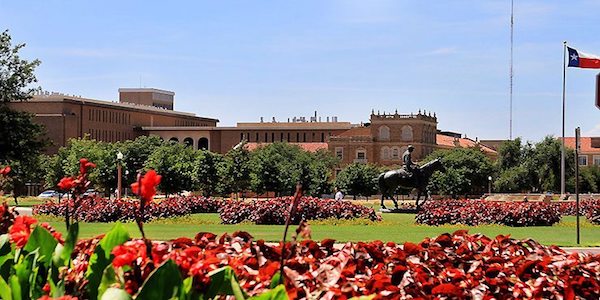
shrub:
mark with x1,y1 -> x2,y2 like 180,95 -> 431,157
220,196 -> 380,224
33,196 -> 224,222
415,200 -> 561,226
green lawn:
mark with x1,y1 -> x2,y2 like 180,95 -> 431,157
36,213 -> 600,247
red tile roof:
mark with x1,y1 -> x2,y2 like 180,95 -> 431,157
563,137 -> 600,153
244,142 -> 328,152
436,134 -> 497,154
335,126 -> 371,137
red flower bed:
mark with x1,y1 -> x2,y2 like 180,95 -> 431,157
219,196 -> 380,224
60,229 -> 600,299
33,196 -> 224,222
416,200 -> 561,226
2,205 -> 600,299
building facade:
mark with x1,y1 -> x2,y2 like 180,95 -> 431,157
8,89 -> 218,153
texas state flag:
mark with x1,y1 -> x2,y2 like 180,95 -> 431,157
568,47 -> 600,68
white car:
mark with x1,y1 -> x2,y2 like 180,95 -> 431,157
38,190 -> 59,198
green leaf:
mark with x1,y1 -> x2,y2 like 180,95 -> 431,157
59,222 -> 79,266
98,264 -> 118,299
178,277 -> 194,300
9,275 -> 21,300
101,288 -> 132,300
135,259 -> 182,300
0,234 -> 11,257
205,266 -> 246,300
269,271 -> 281,289
23,226 -> 58,267
86,222 -> 130,300
249,285 -> 288,300
0,275 -> 12,300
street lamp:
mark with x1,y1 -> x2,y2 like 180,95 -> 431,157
116,151 -> 123,200
488,176 -> 492,195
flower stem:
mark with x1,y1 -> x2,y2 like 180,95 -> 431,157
279,183 -> 302,285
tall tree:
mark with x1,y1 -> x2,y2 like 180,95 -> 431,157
220,142 -> 252,198
425,147 -> 494,196
334,163 -> 380,200
0,30 -> 40,103
194,150 -> 224,197
145,143 -> 197,195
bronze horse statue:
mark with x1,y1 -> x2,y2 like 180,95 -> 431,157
378,158 -> 444,211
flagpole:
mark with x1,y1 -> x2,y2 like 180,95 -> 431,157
561,41 -> 567,196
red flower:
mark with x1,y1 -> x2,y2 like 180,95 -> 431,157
0,166 -> 11,176
38,296 -> 78,300
432,283 -> 462,296
57,177 -> 76,191
9,215 -> 37,248
79,158 -> 96,175
112,241 -> 147,268
131,170 -> 161,205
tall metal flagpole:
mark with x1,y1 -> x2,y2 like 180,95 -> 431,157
509,0 -> 514,140
561,41 -> 567,196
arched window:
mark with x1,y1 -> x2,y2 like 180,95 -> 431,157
198,137 -> 209,150
169,137 -> 179,143
401,125 -> 413,141
183,137 -> 194,147
381,147 -> 390,160
392,147 -> 401,160
378,126 -> 390,141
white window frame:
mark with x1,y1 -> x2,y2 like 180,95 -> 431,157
335,147 -> 344,160
593,155 -> 600,166
356,148 -> 367,160
578,155 -> 588,166
378,126 -> 390,141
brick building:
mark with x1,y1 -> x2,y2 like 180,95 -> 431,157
564,137 -> 600,167
8,89 -> 218,153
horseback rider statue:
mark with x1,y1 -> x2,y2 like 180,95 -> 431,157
378,145 -> 445,211
402,145 -> 417,176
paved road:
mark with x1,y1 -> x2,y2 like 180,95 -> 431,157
13,207 -> 32,216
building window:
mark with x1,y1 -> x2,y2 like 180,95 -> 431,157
356,148 -> 366,160
579,155 -> 588,166
240,133 -> 244,141
287,133 -> 290,141
391,147 -> 401,160
378,126 -> 390,141
335,147 -> 343,160
303,133 -> 306,142
198,137 -> 209,150
264,132 -> 267,142
280,132 -> 284,141
296,133 -> 300,142
401,125 -> 413,141
255,132 -> 259,142
381,147 -> 390,160
271,132 -> 275,142
594,155 -> 600,166
321,132 -> 325,142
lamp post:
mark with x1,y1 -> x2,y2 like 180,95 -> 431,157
116,151 -> 123,200
488,176 -> 492,195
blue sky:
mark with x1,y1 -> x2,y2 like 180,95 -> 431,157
2,0 -> 600,141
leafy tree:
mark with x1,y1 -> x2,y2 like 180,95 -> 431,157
308,149 -> 339,196
0,30 -> 46,167
43,153 -> 66,189
494,165 -> 530,193
119,135 -> 164,185
0,30 -> 41,103
526,136 -> 575,193
220,142 -> 252,198
249,143 -> 295,196
576,165 -> 600,193
194,150 -> 225,197
334,163 -> 380,200
425,147 -> 494,196
146,143 -> 197,195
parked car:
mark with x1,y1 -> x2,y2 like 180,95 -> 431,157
38,190 -> 59,198
83,189 -> 99,197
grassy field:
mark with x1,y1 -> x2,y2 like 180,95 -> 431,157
36,213 -> 600,247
